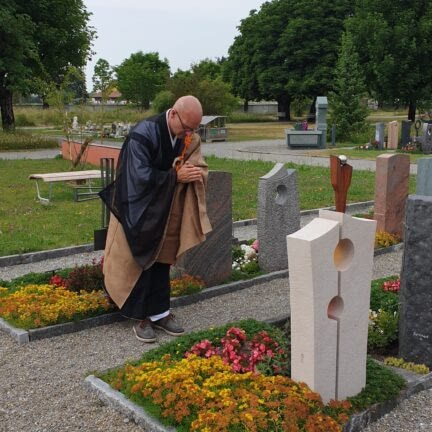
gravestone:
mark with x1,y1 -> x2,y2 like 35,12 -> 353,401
175,171 -> 232,287
375,123 -> 385,150
287,210 -> 376,403
373,153 -> 410,237
315,96 -> 328,148
401,120 -> 412,147
387,121 -> 399,149
414,123 -> 432,154
399,195 -> 432,368
257,163 -> 300,272
72,116 -> 79,130
416,158 -> 432,196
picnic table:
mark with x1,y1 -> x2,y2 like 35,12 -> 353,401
29,170 -> 102,204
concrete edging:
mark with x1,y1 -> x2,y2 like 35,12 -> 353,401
0,270 -> 288,344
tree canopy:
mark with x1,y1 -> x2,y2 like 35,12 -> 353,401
347,0 -> 432,120
0,0 -> 95,130
115,51 -> 170,110
225,0 -> 353,119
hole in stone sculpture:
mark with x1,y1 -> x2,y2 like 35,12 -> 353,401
333,238 -> 354,271
327,296 -> 344,320
274,185 -> 288,205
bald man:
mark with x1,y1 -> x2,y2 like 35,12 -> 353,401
99,95 -> 211,342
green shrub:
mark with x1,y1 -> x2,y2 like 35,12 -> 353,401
368,309 -> 399,351
65,261 -> 104,293
370,276 -> 400,315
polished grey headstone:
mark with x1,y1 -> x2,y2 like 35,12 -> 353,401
257,163 -> 300,272
175,171 -> 232,287
416,158 -> 432,196
399,195 -> 432,367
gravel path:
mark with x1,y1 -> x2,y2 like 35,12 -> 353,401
0,249 -> 414,432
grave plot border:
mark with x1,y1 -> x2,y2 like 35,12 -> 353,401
84,346 -> 432,432
0,270 -> 288,344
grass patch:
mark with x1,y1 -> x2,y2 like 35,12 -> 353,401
0,131 -> 59,151
0,158 -> 416,255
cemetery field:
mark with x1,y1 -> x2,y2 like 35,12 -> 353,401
0,157 -> 416,256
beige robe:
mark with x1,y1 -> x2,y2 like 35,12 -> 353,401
103,134 -> 212,308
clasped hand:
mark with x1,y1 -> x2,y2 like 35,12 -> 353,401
176,161 -> 203,183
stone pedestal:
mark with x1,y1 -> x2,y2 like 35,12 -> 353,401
399,195 -> 432,367
287,211 -> 376,403
175,171 -> 232,287
373,154 -> 410,237
257,163 -> 300,271
387,121 -> 399,149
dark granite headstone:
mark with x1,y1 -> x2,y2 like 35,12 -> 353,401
257,163 -> 300,271
175,171 -> 232,287
401,120 -> 412,148
399,195 -> 432,367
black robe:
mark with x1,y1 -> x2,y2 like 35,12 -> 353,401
99,112 -> 183,318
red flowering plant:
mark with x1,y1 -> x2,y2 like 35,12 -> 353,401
382,278 -> 400,293
49,274 -> 67,287
185,326 -> 289,375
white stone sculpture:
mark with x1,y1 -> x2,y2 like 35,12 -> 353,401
286,210 -> 376,403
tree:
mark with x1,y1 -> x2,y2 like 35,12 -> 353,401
92,58 -> 114,99
347,0 -> 432,121
225,0 -> 353,120
115,52 -> 170,110
329,31 -> 369,139
167,69 -> 238,115
0,0 -> 95,130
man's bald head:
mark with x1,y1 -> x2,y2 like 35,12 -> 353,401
168,95 -> 203,137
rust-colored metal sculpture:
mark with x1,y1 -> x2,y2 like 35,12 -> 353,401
330,155 -> 352,213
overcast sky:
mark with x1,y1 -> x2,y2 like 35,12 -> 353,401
83,0 -> 267,90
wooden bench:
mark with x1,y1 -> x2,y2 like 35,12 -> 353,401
29,170 -> 102,204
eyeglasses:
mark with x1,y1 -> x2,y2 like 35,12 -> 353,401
175,110 -> 198,133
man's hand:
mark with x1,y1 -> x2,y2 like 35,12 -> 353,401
176,161 -> 203,183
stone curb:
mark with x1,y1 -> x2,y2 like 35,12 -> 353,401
0,270 -> 288,344
0,244 -> 94,268
84,352 -> 432,432
0,201 -> 375,268
344,367 -> 432,432
0,312 -> 125,345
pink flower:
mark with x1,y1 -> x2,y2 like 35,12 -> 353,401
251,239 -> 259,252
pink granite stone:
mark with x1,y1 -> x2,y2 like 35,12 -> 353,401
387,121 -> 399,149
374,154 -> 410,237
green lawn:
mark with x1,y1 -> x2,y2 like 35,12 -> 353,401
0,157 -> 416,256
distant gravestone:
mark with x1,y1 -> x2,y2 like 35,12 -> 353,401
315,96 -> 328,148
175,171 -> 232,287
415,123 -> 432,154
399,195 -> 432,368
72,116 -> 79,130
416,158 -> 432,196
387,121 -> 399,149
373,154 -> 410,238
401,120 -> 412,147
257,163 -> 300,271
375,123 -> 385,150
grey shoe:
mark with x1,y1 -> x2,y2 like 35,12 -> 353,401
153,313 -> 185,336
133,319 -> 156,343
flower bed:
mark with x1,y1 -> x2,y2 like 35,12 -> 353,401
95,319 -> 406,432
